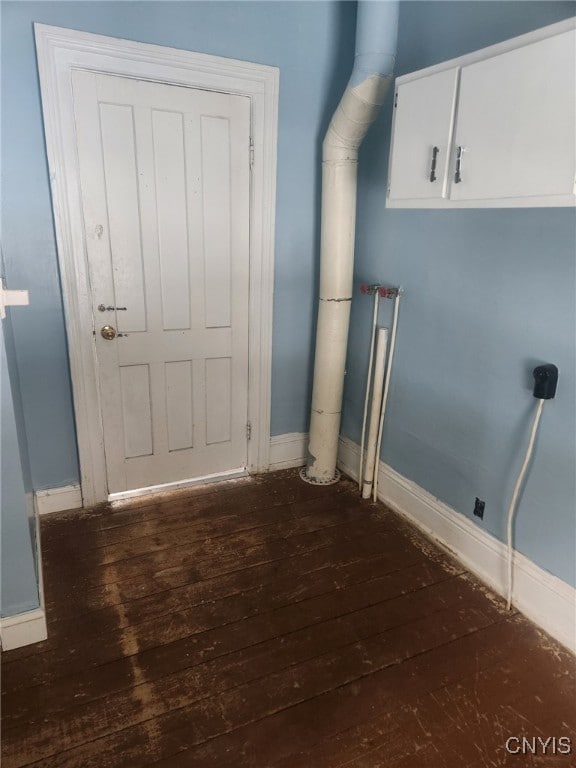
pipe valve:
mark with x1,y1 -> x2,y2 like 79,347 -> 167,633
360,283 -> 381,295
378,286 -> 400,299
359,283 -> 400,299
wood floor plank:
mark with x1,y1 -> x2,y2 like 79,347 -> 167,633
336,674 -> 575,768
41,471 -> 348,547
2,574 -> 495,763
40,503 -> 443,621
37,499 -> 401,624
269,621 -> 576,768
34,475 -> 260,547
41,503 -> 437,627
41,494 -> 364,588
2,549 -> 454,699
41,483 -> 354,564
74,500 -> 383,568
43,517 -> 386,621
2,513 -> 423,672
2,541 -> 434,722
5,601 -> 500,768
146,616 -> 567,768
2,470 -> 572,768
45,529 -> 424,639
9,514 -> 380,663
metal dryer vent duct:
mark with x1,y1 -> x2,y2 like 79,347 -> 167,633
303,0 -> 399,484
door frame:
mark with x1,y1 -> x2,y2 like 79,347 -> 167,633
35,24 -> 279,506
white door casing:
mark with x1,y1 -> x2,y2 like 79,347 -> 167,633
73,71 -> 251,493
35,25 -> 279,505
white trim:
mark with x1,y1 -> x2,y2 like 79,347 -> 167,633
337,436 -> 576,653
35,484 -> 83,515
0,504 -> 48,651
0,608 -> 48,652
34,24 -> 278,505
269,432 -> 308,470
108,467 -> 249,501
386,194 -> 575,210
33,493 -> 46,619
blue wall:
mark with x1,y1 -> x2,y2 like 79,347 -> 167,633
1,313 -> 39,617
0,0 -> 356,489
2,0 -> 575,592
343,1 -> 576,587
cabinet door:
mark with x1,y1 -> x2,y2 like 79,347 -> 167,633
451,30 -> 576,201
388,68 -> 459,201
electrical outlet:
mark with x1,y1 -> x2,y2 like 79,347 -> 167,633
474,498 -> 485,519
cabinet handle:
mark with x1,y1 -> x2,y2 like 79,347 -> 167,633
429,146 -> 439,182
454,145 -> 464,184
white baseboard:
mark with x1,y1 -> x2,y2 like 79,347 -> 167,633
337,435 -> 576,654
269,432 -> 307,470
0,608 -> 47,651
1,499 -> 49,651
35,484 -> 82,515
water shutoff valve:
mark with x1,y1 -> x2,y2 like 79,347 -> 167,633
532,364 -> 558,400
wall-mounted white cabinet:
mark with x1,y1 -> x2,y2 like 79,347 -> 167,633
387,18 -> 576,208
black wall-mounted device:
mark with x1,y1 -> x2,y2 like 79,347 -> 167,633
532,364 -> 558,400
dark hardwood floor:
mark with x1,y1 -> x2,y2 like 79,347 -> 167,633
2,469 -> 574,767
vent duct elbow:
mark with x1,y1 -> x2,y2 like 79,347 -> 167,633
304,1 -> 399,484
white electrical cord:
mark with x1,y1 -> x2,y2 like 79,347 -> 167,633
373,292 -> 401,502
505,398 -> 545,610
359,290 -> 380,491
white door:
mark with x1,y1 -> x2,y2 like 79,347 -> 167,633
451,30 -> 576,201
388,68 -> 459,201
71,70 -> 251,494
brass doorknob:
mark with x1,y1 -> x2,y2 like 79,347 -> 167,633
100,325 -> 117,340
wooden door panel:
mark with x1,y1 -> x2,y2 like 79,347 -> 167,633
119,364 -> 153,458
205,357 -> 232,445
201,115 -> 233,329
152,109 -> 191,331
99,102 -> 147,333
165,361 -> 195,452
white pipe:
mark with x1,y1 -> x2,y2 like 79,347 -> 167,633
505,398 -> 545,610
359,290 -> 380,490
373,292 -> 400,502
304,1 -> 399,484
362,328 -> 388,499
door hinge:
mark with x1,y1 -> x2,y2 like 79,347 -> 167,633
249,137 -> 255,168
394,92 -> 398,108
246,421 -> 252,441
